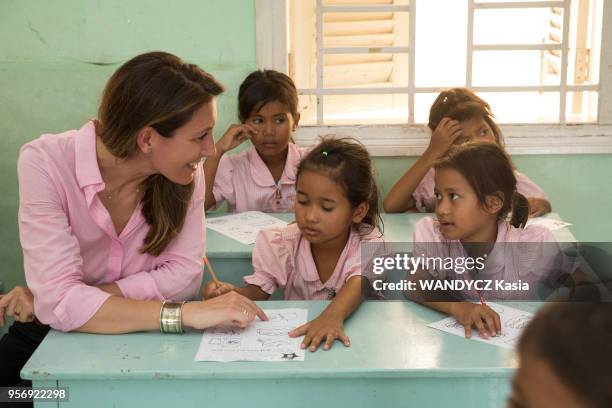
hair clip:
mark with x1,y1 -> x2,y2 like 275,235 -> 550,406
442,96 -> 448,104
322,151 -> 328,156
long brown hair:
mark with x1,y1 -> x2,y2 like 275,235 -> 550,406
98,51 -> 224,255
429,87 -> 504,147
296,137 -> 383,234
434,141 -> 529,228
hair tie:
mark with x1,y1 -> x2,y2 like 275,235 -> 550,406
322,151 -> 328,156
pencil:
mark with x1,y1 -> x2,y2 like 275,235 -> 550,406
203,256 -> 219,283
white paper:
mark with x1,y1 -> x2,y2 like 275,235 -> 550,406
427,303 -> 534,350
195,308 -> 308,362
206,211 -> 289,245
526,217 -> 572,231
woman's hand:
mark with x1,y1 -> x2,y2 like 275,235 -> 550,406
0,286 -> 35,326
201,280 -> 236,299
425,117 -> 463,159
449,302 -> 501,339
528,197 -> 552,218
182,291 -> 267,330
215,124 -> 258,155
288,312 -> 350,352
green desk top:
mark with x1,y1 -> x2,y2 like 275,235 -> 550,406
205,212 -> 576,258
22,300 -> 539,381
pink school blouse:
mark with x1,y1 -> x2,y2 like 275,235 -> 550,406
212,143 -> 308,212
18,121 -> 205,332
412,217 -> 565,301
412,168 -> 548,212
244,223 -> 385,300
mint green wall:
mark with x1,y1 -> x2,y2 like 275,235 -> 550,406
1,0 -> 611,295
0,0 -> 257,292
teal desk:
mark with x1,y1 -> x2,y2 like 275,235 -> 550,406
205,212 -> 576,287
22,300 -> 539,408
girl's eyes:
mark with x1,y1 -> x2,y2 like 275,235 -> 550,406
322,206 -> 334,212
434,192 -> 460,200
249,117 -> 286,125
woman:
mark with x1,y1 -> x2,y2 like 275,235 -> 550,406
0,51 -> 266,388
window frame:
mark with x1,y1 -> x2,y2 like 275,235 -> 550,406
255,0 -> 612,155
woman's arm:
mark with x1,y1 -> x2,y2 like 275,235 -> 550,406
76,291 -> 267,334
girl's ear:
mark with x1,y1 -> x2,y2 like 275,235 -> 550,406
483,193 -> 503,215
352,202 -> 369,224
292,112 -> 301,130
137,127 -> 155,154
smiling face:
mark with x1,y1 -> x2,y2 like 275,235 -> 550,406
295,169 -> 366,248
434,167 -> 500,243
245,100 -> 299,158
453,116 -> 497,146
148,100 -> 216,185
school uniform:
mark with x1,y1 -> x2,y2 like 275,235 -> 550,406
212,143 -> 309,212
244,223 -> 385,300
412,217 -> 567,301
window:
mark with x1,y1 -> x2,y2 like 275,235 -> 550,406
256,0 -> 612,154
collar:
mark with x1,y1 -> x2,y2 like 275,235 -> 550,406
249,143 -> 300,187
74,121 -> 105,205
299,227 -> 358,283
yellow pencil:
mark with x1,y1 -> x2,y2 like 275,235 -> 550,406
203,256 -> 219,283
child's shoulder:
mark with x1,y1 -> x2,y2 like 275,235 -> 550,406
413,216 -> 442,242
501,221 -> 556,243
256,222 -> 302,248
353,224 -> 385,243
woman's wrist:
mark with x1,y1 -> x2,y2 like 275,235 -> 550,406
180,301 -> 197,330
159,301 -> 187,333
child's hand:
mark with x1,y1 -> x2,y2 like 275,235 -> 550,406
0,286 -> 35,326
288,313 -> 350,352
202,280 -> 237,299
215,124 -> 258,155
449,302 -> 501,339
426,117 -> 463,159
527,197 -> 551,217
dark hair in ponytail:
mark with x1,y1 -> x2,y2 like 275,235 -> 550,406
296,137 -> 382,234
434,141 -> 528,228
98,51 -> 224,255
510,191 -> 529,228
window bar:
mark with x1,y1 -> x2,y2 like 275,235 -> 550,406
466,0 -> 475,88
408,0 -> 416,124
316,0 -> 324,125
321,4 -> 411,13
559,0 -> 571,124
473,1 -> 566,10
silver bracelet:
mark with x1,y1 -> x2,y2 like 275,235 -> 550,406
159,301 -> 186,334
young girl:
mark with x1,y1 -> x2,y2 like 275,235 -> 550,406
204,70 -> 308,212
510,303 -> 612,408
203,137 -> 385,352
407,141 -> 568,339
384,88 -> 551,217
